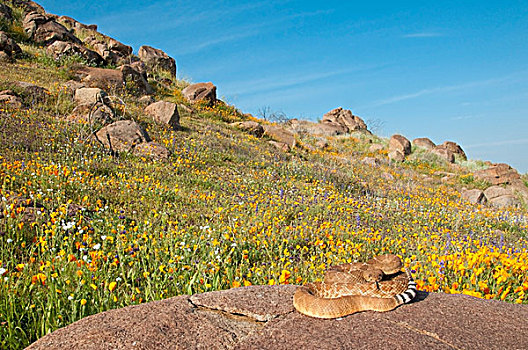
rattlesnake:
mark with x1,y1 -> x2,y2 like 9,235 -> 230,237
293,254 -> 417,319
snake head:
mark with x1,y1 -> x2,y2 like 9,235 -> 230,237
362,268 -> 384,282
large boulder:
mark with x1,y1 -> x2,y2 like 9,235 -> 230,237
94,120 -> 150,153
27,286 -> 528,350
474,163 -> 521,185
321,107 -> 368,133
138,45 -> 176,78
0,31 -> 22,62
46,41 -> 104,65
263,124 -> 296,149
389,134 -> 411,156
144,101 -> 180,130
441,141 -> 466,160
182,82 -> 217,105
23,11 -> 81,45
413,137 -> 435,150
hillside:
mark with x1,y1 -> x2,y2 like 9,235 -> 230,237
1,1 -> 527,348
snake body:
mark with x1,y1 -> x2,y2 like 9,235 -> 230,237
293,254 -> 417,319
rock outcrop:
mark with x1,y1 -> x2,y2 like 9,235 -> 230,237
23,11 -> 81,45
138,45 -> 176,78
474,163 -> 521,185
83,34 -> 132,65
27,285 -> 528,350
321,107 -> 368,134
182,82 -> 217,105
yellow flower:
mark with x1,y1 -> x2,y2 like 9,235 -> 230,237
108,281 -> 117,292
80,299 -> 87,306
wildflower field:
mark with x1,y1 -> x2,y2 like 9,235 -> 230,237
1,59 -> 527,349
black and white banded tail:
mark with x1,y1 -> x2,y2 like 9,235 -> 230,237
394,270 -> 417,305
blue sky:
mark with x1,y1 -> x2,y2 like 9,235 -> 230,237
39,0 -> 528,173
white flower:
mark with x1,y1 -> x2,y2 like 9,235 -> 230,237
116,277 -> 122,281
93,243 -> 101,250
6,239 -> 13,243
68,295 -> 74,300
0,268 -> 6,275
100,235 -> 107,241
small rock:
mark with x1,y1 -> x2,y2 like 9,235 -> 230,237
133,141 -> 170,161
388,150 -> 405,162
362,157 -> 380,166
121,64 -> 153,95
442,141 -> 466,160
94,120 -> 150,153
138,95 -> 155,105
144,101 -> 180,130
484,186 -> 512,200
69,103 -> 114,124
231,121 -> 264,137
389,134 -> 411,156
269,140 -> 290,152
413,137 -> 435,150
431,146 -> 455,163
489,195 -> 520,208
182,82 -> 217,105
74,87 -> 108,106
461,189 -> 486,204
0,93 -> 23,108
263,124 -> 296,148
369,144 -> 384,152
0,31 -> 22,61
76,66 -> 124,91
